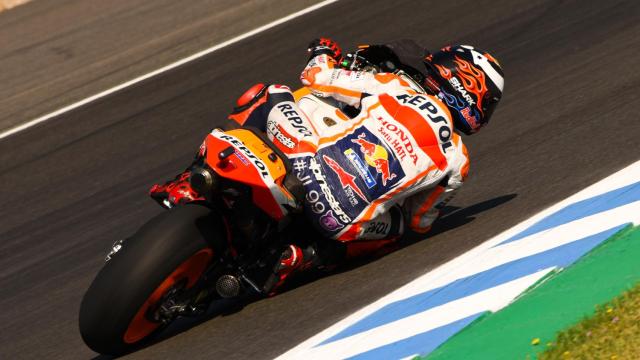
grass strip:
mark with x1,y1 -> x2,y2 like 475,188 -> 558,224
425,224 -> 640,360
540,281 -> 640,359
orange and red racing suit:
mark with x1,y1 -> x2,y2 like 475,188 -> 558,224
261,54 -> 470,256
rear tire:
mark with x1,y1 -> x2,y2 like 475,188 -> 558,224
79,205 -> 224,355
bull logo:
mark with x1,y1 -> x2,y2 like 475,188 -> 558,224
351,133 -> 397,186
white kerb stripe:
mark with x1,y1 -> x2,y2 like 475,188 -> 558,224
278,269 -> 552,359
0,0 -> 340,141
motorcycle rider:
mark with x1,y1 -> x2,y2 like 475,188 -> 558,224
150,38 -> 504,293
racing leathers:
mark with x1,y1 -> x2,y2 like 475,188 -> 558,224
247,53 -> 470,257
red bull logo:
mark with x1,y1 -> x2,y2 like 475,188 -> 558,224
351,133 -> 397,186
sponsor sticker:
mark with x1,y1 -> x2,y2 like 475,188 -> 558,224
308,157 -> 351,223
363,221 -> 390,235
323,154 -> 368,204
448,77 -> 476,105
319,210 -> 344,232
276,103 -> 313,137
267,119 -> 296,149
234,150 -> 250,166
394,94 -> 453,153
350,132 -> 397,186
216,132 -> 270,178
344,148 -> 377,188
376,120 -> 419,165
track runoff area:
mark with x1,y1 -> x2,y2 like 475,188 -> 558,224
278,161 -> 640,359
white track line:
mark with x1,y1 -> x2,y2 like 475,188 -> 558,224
0,0 -> 339,140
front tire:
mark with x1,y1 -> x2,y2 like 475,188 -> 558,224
79,205 -> 224,355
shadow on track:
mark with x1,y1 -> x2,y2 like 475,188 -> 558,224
332,193 -> 518,273
91,297 -> 255,359
430,193 -> 518,237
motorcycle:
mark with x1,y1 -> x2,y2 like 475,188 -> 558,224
79,43 -> 427,355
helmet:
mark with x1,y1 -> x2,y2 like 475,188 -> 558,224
423,45 -> 504,135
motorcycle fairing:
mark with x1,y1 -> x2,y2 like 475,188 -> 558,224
205,128 -> 297,220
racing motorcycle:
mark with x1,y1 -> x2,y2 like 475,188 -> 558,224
79,43 -> 427,355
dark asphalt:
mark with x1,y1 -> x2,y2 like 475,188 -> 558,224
1,0 -> 639,359
0,0 -> 324,133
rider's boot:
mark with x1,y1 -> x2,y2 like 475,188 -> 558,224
264,244 -> 317,296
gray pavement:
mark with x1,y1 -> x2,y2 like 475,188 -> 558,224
0,0 -> 324,134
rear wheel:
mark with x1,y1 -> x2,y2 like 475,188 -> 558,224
79,205 -> 225,355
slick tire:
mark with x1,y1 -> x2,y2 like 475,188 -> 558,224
79,204 -> 223,356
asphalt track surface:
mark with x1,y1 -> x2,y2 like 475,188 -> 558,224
1,0 -> 639,358
0,0 -> 324,133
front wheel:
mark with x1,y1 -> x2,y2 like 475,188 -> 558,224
79,205 -> 224,355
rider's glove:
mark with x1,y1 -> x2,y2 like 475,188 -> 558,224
307,37 -> 342,61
